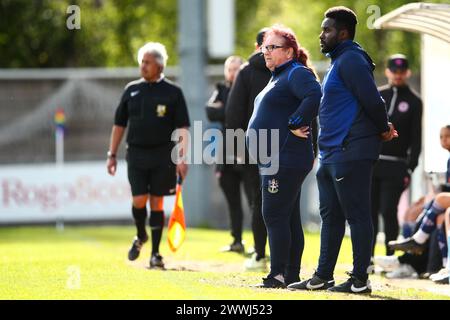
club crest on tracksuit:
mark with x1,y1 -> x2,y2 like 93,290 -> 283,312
267,179 -> 279,194
398,101 -> 409,113
156,104 -> 167,117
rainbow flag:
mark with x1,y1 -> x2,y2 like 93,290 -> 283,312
54,108 -> 65,130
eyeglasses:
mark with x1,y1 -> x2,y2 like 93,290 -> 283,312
261,45 -> 285,53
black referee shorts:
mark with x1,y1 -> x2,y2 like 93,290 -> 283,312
127,162 -> 177,197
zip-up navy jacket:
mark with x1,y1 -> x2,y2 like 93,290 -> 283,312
247,60 -> 321,170
319,40 -> 389,163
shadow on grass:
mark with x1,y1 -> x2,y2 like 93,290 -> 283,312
369,294 -> 400,300
145,265 -> 199,272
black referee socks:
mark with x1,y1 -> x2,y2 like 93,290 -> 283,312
132,206 -> 148,241
150,211 -> 164,254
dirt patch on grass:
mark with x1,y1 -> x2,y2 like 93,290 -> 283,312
374,277 -> 450,298
128,258 -> 450,298
127,258 -> 252,273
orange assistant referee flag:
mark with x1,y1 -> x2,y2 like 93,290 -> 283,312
167,178 -> 186,252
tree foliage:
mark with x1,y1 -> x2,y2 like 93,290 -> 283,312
0,0 -> 448,71
0,0 -> 178,67
235,0 -> 449,73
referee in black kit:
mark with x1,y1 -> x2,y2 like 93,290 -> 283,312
107,42 -> 190,269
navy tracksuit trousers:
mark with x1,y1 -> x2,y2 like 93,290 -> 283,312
316,160 -> 374,282
261,166 -> 309,284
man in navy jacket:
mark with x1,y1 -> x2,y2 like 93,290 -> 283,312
288,6 -> 397,294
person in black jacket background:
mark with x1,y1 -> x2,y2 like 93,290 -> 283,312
206,55 -> 248,254
371,54 -> 423,257
225,28 -> 272,271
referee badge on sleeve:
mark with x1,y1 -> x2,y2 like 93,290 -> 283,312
267,179 -> 279,194
156,104 -> 167,117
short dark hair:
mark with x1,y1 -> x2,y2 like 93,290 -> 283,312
256,27 -> 269,46
325,6 -> 358,40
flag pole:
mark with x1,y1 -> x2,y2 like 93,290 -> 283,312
54,108 -> 65,231
55,127 -> 64,165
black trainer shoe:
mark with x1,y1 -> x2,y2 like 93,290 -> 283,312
149,253 -> 165,269
284,275 -> 300,286
328,272 -> 372,294
287,272 -> 335,291
388,237 -> 426,255
253,274 -> 286,289
128,235 -> 148,261
220,242 -> 245,253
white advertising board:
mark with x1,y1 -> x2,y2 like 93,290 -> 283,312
0,161 -> 175,224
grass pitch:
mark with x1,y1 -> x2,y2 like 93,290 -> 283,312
0,225 -> 448,300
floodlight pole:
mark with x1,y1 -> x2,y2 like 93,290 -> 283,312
177,0 -> 211,226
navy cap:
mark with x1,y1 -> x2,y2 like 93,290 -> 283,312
256,27 -> 269,47
387,54 -> 409,71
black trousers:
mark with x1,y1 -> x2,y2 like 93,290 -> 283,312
371,160 -> 409,256
218,164 -> 267,257
316,160 -> 374,282
260,166 -> 309,283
